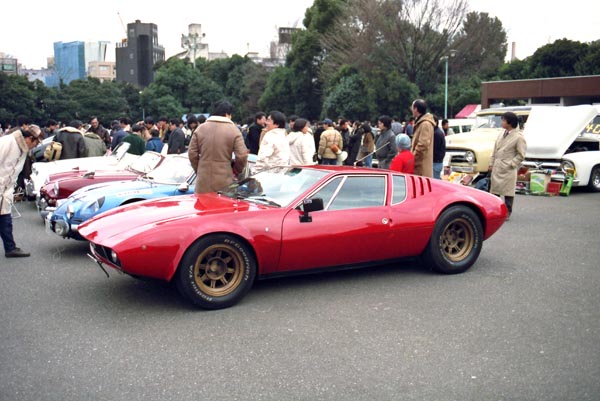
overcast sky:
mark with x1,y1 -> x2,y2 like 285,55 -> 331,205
1,0 -> 598,69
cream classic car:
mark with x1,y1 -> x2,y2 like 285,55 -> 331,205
444,106 -> 533,174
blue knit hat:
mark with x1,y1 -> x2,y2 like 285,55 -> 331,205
395,133 -> 411,150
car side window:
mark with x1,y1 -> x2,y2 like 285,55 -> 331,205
328,176 -> 386,211
392,175 -> 407,204
307,177 -> 343,210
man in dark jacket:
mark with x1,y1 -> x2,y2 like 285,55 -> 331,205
246,112 -> 266,155
87,116 -> 111,147
56,120 -> 87,159
111,117 -> 130,150
167,118 -> 186,154
432,116 -> 446,179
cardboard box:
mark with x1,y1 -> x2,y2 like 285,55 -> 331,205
530,173 -> 550,193
546,181 -> 561,195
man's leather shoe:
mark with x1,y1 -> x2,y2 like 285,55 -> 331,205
5,248 -> 30,258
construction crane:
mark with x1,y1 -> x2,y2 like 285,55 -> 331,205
117,12 -> 127,43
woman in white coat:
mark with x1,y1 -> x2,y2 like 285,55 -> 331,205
288,118 -> 316,166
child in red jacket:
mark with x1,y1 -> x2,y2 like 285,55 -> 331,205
390,134 -> 414,174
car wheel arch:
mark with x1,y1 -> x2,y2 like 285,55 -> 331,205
120,198 -> 146,205
436,201 -> 486,235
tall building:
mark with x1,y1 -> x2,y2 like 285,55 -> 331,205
116,20 -> 165,88
50,41 -> 85,86
47,41 -> 109,87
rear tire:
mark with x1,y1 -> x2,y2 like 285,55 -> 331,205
422,206 -> 483,274
175,234 -> 256,310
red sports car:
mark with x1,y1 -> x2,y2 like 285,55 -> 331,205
79,166 -> 507,310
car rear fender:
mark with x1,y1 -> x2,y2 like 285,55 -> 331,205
438,201 -> 486,232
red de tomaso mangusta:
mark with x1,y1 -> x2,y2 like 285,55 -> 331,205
79,166 -> 507,310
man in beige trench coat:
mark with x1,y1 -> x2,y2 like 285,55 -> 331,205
410,99 -> 436,177
188,100 -> 248,194
489,111 -> 527,219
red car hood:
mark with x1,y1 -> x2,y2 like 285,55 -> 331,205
79,193 -> 260,243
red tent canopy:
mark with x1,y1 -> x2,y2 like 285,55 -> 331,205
455,104 -> 480,118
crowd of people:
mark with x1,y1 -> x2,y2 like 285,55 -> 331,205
1,97 -> 525,257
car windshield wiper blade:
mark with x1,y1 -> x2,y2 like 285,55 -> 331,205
245,196 -> 281,207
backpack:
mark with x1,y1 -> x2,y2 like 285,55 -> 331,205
44,141 -> 62,161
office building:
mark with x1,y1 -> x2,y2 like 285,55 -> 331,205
116,20 -> 165,88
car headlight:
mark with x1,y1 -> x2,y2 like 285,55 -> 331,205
560,160 -> 576,176
80,196 -> 105,218
53,182 -> 59,195
465,151 -> 475,163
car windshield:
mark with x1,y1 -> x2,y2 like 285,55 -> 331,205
111,142 -> 130,160
474,114 -> 503,129
219,167 -> 328,208
145,156 -> 194,184
128,151 -> 163,174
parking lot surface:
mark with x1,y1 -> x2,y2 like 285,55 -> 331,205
1,191 -> 599,401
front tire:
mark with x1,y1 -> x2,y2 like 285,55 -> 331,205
587,166 -> 600,192
422,206 -> 483,274
175,234 -> 256,310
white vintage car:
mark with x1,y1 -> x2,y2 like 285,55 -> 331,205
520,104 -> 600,191
25,142 -> 160,198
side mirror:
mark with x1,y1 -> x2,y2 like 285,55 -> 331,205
177,183 -> 189,192
300,198 -> 324,223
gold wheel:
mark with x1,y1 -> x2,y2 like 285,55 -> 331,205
193,244 -> 245,297
440,217 -> 475,262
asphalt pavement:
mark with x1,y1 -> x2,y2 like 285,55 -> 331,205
1,190 -> 599,401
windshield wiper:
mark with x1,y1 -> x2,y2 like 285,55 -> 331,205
245,196 -> 281,207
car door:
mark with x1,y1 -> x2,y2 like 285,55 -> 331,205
278,174 -> 391,272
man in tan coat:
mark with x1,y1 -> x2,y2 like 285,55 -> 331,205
489,111 -> 526,219
188,100 -> 248,194
410,99 -> 435,177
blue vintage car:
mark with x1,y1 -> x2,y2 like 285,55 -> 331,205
47,155 -> 195,240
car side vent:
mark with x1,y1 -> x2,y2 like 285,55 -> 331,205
409,175 -> 433,198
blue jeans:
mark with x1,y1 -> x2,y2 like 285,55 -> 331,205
433,162 -> 443,179
0,213 -> 16,253
362,154 -> 373,168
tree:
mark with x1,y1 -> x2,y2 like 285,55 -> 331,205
450,12 -> 507,80
497,58 -> 531,81
260,0 -> 347,120
321,0 -> 468,90
0,74 -> 39,124
259,66 -> 296,115
529,39 -> 588,78
575,40 -> 600,76
237,62 -> 269,122
321,67 -> 375,120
